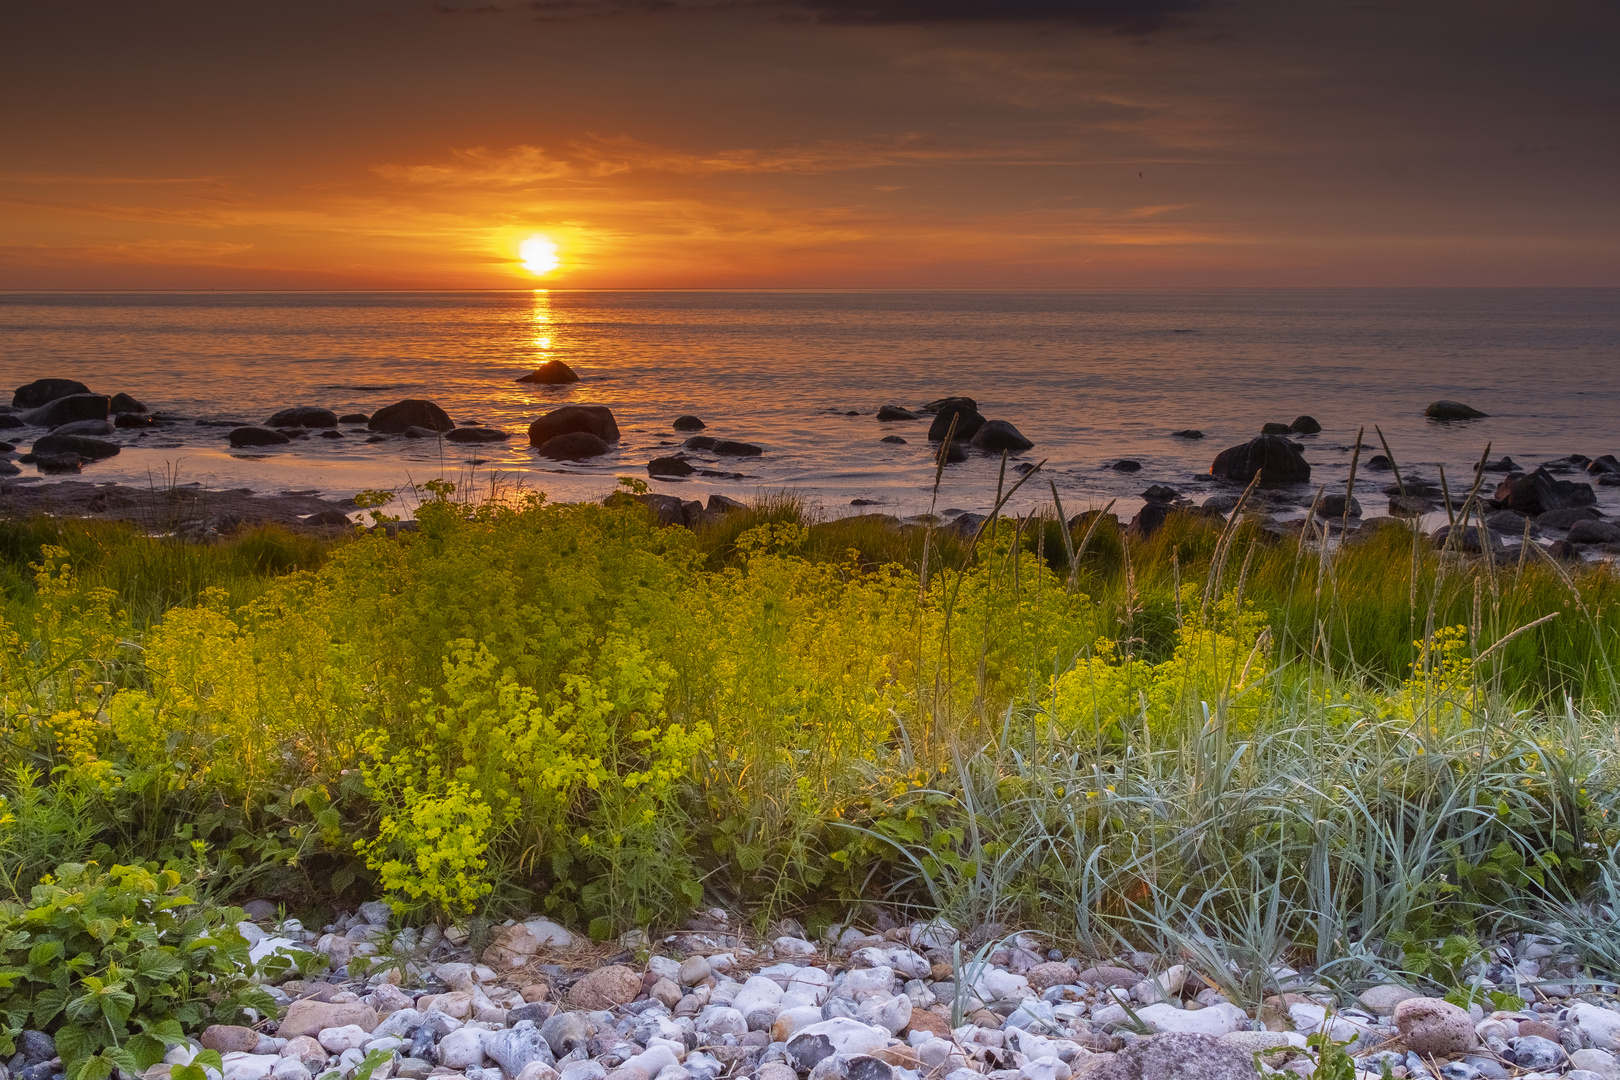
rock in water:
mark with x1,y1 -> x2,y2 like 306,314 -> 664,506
50,419 -> 115,437
969,419 -> 1034,453
536,432 -> 610,460
647,456 -> 695,478
368,399 -> 455,434
712,439 -> 763,457
876,405 -> 917,421
1260,422 -> 1292,435
672,415 -> 706,430
13,379 -> 90,409
926,399 -> 985,443
110,392 -> 146,414
1290,415 -> 1322,434
1087,1032 -> 1258,1080
517,359 -> 580,384
1171,429 -> 1205,439
266,406 -> 339,428
1426,400 -> 1488,420
229,426 -> 293,447
1394,997 -> 1478,1057
528,404 -> 620,447
25,394 -> 112,428
1210,434 -> 1310,484
445,426 -> 511,443
31,434 -> 120,461
1494,467 -> 1596,515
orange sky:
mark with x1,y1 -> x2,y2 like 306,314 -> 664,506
3,0 -> 1617,289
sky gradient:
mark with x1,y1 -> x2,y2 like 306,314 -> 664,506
3,0 -> 1617,289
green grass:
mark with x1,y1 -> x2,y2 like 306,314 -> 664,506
2,483 -> 1619,1003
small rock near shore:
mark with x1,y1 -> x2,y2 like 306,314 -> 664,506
880,435 -> 906,444
528,404 -> 621,447
537,432 -> 611,460
445,426 -> 512,443
1426,400 -> 1488,421
648,456 -> 696,478
517,359 -> 580,384
369,399 -> 455,434
1171,429 -> 1205,439
26,393 -> 112,428
339,413 -> 370,424
266,407 -> 339,429
712,439 -> 763,457
1290,415 -> 1322,434
32,434 -> 120,461
568,965 -> 642,1010
1210,434 -> 1310,484
230,426 -> 293,447
876,405 -> 917,421
969,419 -> 1034,453
926,398 -> 985,443
1394,997 -> 1478,1056
672,415 -> 706,430
109,392 -> 146,414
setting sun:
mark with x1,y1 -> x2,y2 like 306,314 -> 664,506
520,236 -> 560,276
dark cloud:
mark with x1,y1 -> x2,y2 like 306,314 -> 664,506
791,0 -> 1208,31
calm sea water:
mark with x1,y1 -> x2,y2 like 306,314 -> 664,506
1,289 -> 1617,521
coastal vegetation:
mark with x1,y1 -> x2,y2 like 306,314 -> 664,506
2,480 -> 1619,1001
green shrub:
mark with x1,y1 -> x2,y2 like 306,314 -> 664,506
0,862 -> 277,1080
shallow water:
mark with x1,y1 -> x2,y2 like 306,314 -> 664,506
1,289 -> 1617,522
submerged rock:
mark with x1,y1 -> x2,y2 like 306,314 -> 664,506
1426,400 -> 1488,420
31,433 -> 120,461
536,432 -> 610,460
229,426 -> 293,447
266,406 -> 339,428
369,399 -> 455,434
1290,415 -> 1322,434
528,405 -> 620,447
517,359 -> 580,384
673,415 -> 707,431
444,426 -> 511,443
647,456 -> 696,478
876,405 -> 917,421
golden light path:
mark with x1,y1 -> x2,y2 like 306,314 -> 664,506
520,235 -> 560,276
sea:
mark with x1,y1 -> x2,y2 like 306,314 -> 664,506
1,289 -> 1617,523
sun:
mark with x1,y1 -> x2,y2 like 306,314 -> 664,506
519,235 -> 560,276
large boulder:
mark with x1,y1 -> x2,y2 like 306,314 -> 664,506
25,394 -> 111,428
648,456 -> 695,478
926,398 -> 985,443
1210,435 -> 1310,484
527,404 -> 620,447
1086,1032 -> 1258,1080
13,379 -> 90,409
31,434 -> 120,461
368,399 -> 455,434
1494,468 -> 1596,516
266,406 -> 339,429
517,359 -> 579,384
229,426 -> 292,447
969,419 -> 1034,453
536,432 -> 609,460
1426,400 -> 1487,420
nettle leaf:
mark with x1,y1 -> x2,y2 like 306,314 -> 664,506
27,940 -> 64,967
33,985 -> 71,1026
126,1032 -> 167,1069
136,949 -> 185,983
52,1022 -> 99,1068
69,1051 -> 116,1080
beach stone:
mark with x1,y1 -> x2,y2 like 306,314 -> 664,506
1210,434 -> 1310,484
266,407 -> 338,428
1390,494 -> 1437,517
1316,494 -> 1362,518
699,1006 -> 749,1037
203,1026 -> 262,1053
650,978 -> 682,1009
927,399 -> 985,443
539,1011 -> 589,1057
280,1037 -> 327,1070
787,1019 -> 891,1071
439,1027 -> 487,1069
27,393 -> 112,428
711,439 -> 763,456
559,1063 -> 604,1080
757,1065 -> 797,1080
13,378 -> 90,408
1538,506 -> 1602,528
484,1021 -> 557,1076
970,419 -> 1034,453
1026,962 -> 1078,993
316,1025 -> 370,1053
270,1060 -> 312,1080
1112,459 -> 1142,471
1087,1031 -> 1257,1080
1358,985 -> 1419,1017
679,955 -> 712,985
1219,1031 -> 1299,1066
229,426 -> 292,447
1570,1049 -> 1620,1077
1290,416 -> 1322,434
672,415 -> 706,430
109,392 -> 146,413
279,1000 -> 379,1039
220,1053 -> 281,1080
1426,400 -> 1488,420
1510,1036 -> 1566,1070
1570,1005 -> 1620,1051
32,433 -> 119,461
446,426 -> 512,443
528,404 -> 620,446
1261,422 -> 1291,435
569,965 -> 642,1010
339,413 -> 370,423
1076,967 -> 1141,989
537,432 -> 610,460
1569,519 -> 1620,544
33,451 -> 83,472
369,399 -> 455,434
856,994 -> 912,1035
517,360 -> 579,384
877,405 -> 917,421
904,1011 -> 953,1039
845,1056 -> 896,1080
1395,997 -> 1478,1056
1135,1003 -> 1245,1038
647,456 -> 695,478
